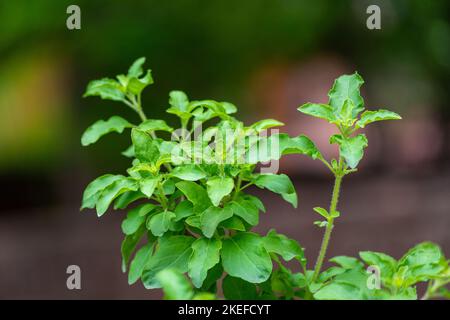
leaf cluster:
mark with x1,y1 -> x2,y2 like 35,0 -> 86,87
81,58 -> 308,295
81,59 -> 448,300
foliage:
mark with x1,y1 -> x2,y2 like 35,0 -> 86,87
81,59 -> 449,300
81,57 -> 305,297
293,72 -> 449,300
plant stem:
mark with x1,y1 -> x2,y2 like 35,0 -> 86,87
232,175 -> 242,200
421,282 -> 433,300
137,108 -> 147,122
239,182 -> 254,191
127,93 -> 148,122
135,94 -> 147,122
312,173 -> 343,282
421,279 -> 449,300
318,156 -> 334,173
156,182 -> 168,210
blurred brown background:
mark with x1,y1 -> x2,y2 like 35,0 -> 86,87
0,0 -> 449,299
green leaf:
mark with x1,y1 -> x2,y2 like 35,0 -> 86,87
121,204 -> 156,235
83,78 -> 125,101
169,90 -> 189,112
271,268 -> 301,298
201,263 -> 223,292
356,109 -> 402,128
330,210 -> 340,218
313,207 -> 329,219
206,176 -> 234,206
256,133 -> 321,163
168,218 -> 184,232
192,293 -> 216,300
176,181 -> 212,213
219,216 -> 246,231
174,200 -> 194,221
221,232 -> 272,283
402,245 -> 444,271
201,206 -> 233,238
314,220 -> 328,228
127,162 -> 153,177
222,275 -> 257,300
250,119 -> 284,132
139,177 -> 158,198
337,99 -> 357,125
359,251 -> 397,279
128,242 -> 154,285
185,215 -> 201,229
318,266 -> 347,283
188,238 -> 222,288
297,103 -> 336,123
263,229 -> 305,262
176,141 -> 214,164
330,134 -> 368,169
253,173 -> 297,208
189,100 -> 227,119
171,165 -> 207,181
374,287 -> 417,300
221,102 -> 237,114
281,134 -> 322,159
314,282 -> 361,300
81,174 -> 124,210
148,211 -> 176,237
330,256 -> 364,269
242,194 -> 266,213
167,91 -> 192,125
191,107 -> 216,123
127,70 -> 153,95
397,242 -> 444,283
114,191 -> 145,209
156,269 -> 194,300
328,72 -> 365,118
116,74 -> 128,87
230,198 -> 259,226
81,116 -> 132,146
138,119 -> 173,133
96,177 -> 139,216
327,268 -> 372,299
120,225 -> 146,272
127,57 -> 146,78
131,128 -> 160,164
162,178 -> 176,195
142,235 -> 195,289
121,145 -> 135,158
255,134 -> 322,163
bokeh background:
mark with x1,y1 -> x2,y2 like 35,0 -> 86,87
0,0 -> 449,299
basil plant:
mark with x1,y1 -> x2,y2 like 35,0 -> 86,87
81,57 -> 311,299
81,58 -> 449,300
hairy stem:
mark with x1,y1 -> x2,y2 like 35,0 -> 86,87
312,173 -> 343,282
318,156 -> 334,173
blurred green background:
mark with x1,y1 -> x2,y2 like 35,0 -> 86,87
0,0 -> 449,299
